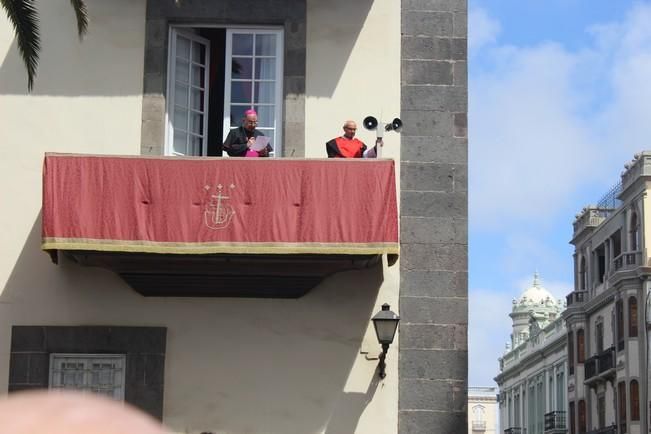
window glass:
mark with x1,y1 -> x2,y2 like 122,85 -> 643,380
232,33 -> 253,55
254,105 -> 274,128
230,105 -> 248,128
255,58 -> 276,80
176,58 -> 190,84
231,81 -> 252,104
174,129 -> 188,154
191,64 -> 205,88
174,108 -> 189,132
176,36 -> 190,59
618,381 -> 627,434
50,354 -> 125,400
175,83 -> 189,108
254,82 -> 275,104
232,57 -> 253,80
191,41 -> 205,64
190,88 -> 203,111
255,34 -> 276,56
191,113 -> 203,135
629,297 -> 638,337
631,380 -> 640,421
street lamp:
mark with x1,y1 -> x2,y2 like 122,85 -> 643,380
371,303 -> 400,378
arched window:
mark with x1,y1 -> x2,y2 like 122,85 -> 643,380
618,381 -> 627,434
631,380 -> 640,421
629,297 -> 638,338
616,300 -> 624,351
568,331 -> 575,375
577,329 -> 585,363
630,211 -> 639,251
595,319 -> 604,353
472,404 -> 485,421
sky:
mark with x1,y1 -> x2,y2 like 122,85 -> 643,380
468,0 -> 651,387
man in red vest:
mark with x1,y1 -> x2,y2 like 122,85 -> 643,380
326,120 -> 381,158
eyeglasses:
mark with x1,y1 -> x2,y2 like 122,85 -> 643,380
344,127 -> 357,131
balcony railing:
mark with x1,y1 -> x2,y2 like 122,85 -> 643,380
573,207 -> 613,237
472,421 -> 487,431
566,290 -> 588,306
612,251 -> 641,273
587,425 -> 617,434
598,347 -> 615,373
505,428 -> 523,434
585,347 -> 616,385
585,355 -> 598,380
544,411 -> 566,430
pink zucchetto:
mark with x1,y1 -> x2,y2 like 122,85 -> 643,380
244,109 -> 257,116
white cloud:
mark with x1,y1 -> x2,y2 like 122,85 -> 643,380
470,3 -> 651,231
500,232 -> 573,279
469,7 -> 501,56
469,288 -> 515,386
470,275 -> 572,386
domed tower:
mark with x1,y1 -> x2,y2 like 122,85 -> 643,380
509,272 -> 564,348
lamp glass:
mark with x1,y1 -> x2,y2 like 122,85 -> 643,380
374,319 -> 399,345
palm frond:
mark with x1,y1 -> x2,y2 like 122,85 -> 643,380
69,0 -> 87,37
1,0 -> 40,90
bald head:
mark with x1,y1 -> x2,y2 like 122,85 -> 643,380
0,391 -> 169,434
342,120 -> 357,139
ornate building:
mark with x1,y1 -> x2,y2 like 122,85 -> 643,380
564,152 -> 651,434
496,274 -> 568,434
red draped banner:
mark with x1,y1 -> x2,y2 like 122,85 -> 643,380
42,154 -> 399,257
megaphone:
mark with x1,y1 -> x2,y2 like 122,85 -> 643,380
363,116 -> 378,131
385,118 -> 402,133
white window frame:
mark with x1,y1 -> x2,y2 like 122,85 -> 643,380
165,28 -> 211,156
49,353 -> 126,400
223,28 -> 284,157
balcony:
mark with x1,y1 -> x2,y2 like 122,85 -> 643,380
544,411 -> 566,433
505,428 -> 523,434
587,425 -> 616,434
566,290 -> 588,306
472,421 -> 487,431
611,251 -> 641,273
41,154 -> 399,297
584,347 -> 616,386
572,207 -> 613,240
598,347 -> 616,375
585,355 -> 598,380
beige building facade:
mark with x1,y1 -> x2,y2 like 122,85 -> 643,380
468,386 -> 498,434
0,1 -> 468,433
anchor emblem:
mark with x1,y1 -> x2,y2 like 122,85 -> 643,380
204,183 -> 236,230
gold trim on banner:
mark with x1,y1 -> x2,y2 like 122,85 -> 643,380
42,237 -> 400,256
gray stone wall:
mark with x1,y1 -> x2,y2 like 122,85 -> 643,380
9,326 -> 167,419
399,0 -> 468,432
141,0 -> 306,157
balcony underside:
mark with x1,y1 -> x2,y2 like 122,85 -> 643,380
584,367 -> 616,387
64,250 -> 382,298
